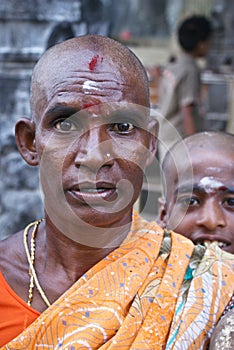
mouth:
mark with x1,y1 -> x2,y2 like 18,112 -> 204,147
215,241 -> 229,249
195,239 -> 231,251
66,182 -> 118,204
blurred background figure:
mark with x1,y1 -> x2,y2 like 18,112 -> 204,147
158,15 -> 212,162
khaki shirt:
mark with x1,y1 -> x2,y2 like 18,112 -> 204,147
158,53 -> 200,160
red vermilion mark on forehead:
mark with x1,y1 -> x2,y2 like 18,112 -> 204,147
89,55 -> 99,71
82,100 -> 102,113
89,55 -> 103,71
218,185 -> 228,191
83,103 -> 94,109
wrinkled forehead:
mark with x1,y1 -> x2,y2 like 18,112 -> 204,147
33,49 -> 119,94
31,46 -> 149,120
33,46 -> 145,92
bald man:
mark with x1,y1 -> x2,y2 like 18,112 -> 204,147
0,36 -> 234,349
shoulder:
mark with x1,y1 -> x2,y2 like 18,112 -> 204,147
175,54 -> 198,76
0,230 -> 25,272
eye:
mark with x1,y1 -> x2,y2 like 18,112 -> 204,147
111,122 -> 134,134
223,197 -> 234,208
54,119 -> 77,132
177,196 -> 200,207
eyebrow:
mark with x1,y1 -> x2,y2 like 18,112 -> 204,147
109,109 -> 148,123
174,184 -> 234,196
45,105 -> 79,117
45,104 -> 147,122
221,187 -> 234,194
174,185 -> 199,196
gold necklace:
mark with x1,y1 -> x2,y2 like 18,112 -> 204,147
23,219 -> 51,307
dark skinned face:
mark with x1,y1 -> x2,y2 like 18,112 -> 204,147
30,47 -> 157,244
163,147 -> 234,254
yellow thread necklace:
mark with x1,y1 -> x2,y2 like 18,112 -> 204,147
23,219 -> 51,307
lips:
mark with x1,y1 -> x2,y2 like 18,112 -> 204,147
66,181 -> 118,204
194,236 -> 231,251
216,241 -> 229,249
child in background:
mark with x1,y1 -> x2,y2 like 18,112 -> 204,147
158,15 -> 212,161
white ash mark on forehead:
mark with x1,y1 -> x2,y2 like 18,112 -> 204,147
199,176 -> 224,193
83,80 -> 100,93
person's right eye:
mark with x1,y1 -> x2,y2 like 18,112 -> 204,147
177,196 -> 200,207
54,119 -> 77,132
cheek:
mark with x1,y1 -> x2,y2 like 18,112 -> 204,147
36,132 -> 74,167
131,163 -> 144,180
117,162 -> 144,208
119,161 -> 144,194
39,147 -> 66,178
37,139 -> 69,192
39,155 -> 63,195
174,219 -> 194,238
167,204 -> 193,233
115,139 -> 150,170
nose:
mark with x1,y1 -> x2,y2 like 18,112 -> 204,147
196,198 -> 226,231
74,126 -> 114,171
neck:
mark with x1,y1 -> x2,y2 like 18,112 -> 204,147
38,213 -> 131,282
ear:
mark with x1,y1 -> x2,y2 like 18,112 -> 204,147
157,196 -> 167,229
15,118 -> 38,166
146,117 -> 158,167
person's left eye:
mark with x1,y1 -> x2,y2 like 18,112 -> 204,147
111,122 -> 135,133
54,119 -> 77,132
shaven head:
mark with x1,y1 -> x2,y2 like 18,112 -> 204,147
160,131 -> 234,253
30,34 -> 150,120
162,131 -> 234,201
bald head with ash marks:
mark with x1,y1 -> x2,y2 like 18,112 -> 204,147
30,34 -> 150,121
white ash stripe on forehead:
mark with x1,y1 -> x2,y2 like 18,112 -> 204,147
199,176 -> 225,193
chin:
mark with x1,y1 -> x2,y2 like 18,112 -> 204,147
75,206 -> 132,228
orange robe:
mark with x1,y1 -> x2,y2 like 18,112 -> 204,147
2,212 -> 234,349
0,271 -> 39,346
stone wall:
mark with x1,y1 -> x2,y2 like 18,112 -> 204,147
0,0 -> 111,239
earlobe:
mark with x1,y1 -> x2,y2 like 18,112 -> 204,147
15,118 -> 38,166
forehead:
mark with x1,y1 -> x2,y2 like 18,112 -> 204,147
190,147 -> 234,176
32,47 -> 148,119
45,48 -> 124,82
166,145 -> 234,196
